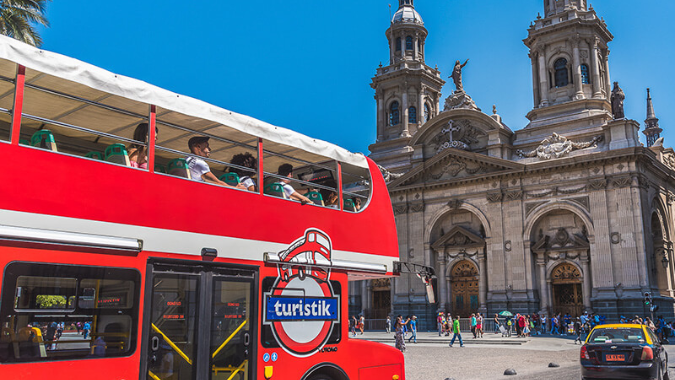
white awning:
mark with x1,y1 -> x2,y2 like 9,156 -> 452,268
0,35 -> 368,169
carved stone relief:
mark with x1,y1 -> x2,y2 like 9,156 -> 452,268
505,190 -> 523,201
410,203 -> 425,213
611,176 -> 632,188
486,192 -> 503,203
428,157 -> 487,180
433,119 -> 486,154
393,204 -> 407,215
516,133 -> 603,160
588,179 -> 607,190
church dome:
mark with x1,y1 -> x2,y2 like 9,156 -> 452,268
392,4 -> 423,25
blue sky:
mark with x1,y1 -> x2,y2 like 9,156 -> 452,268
38,0 -> 675,155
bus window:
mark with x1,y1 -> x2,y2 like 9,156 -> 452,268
0,262 -> 140,363
154,107 -> 260,190
0,59 -> 17,143
17,67 -> 150,166
341,162 -> 371,212
262,140 -> 339,207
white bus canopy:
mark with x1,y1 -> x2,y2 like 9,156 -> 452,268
0,35 -> 368,169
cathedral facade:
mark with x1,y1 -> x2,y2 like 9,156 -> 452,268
350,0 -> 675,330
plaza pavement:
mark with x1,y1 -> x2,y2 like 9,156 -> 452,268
352,330 -> 675,379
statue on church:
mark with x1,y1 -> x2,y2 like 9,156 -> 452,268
611,82 -> 625,119
450,59 -> 469,92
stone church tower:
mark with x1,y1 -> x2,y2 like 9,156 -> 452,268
369,0 -> 445,172
352,0 -> 675,330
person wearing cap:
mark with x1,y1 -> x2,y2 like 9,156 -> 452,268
186,136 -> 245,189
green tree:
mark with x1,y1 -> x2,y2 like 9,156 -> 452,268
36,294 -> 66,308
0,0 -> 50,47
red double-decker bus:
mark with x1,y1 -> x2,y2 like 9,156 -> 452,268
0,34 -> 404,380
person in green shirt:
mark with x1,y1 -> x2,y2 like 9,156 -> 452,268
449,315 -> 464,347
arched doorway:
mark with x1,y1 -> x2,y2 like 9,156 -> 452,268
450,260 -> 479,316
551,263 -> 583,316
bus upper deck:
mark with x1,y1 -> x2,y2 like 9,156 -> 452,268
0,34 -> 398,275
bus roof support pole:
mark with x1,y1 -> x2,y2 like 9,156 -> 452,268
148,105 -> 156,173
258,138 -> 264,195
10,65 -> 25,145
336,161 -> 343,211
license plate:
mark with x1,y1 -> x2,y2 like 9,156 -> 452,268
605,354 -> 625,361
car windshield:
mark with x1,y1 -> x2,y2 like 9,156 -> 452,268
588,327 -> 645,344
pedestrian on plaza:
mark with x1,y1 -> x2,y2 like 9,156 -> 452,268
408,316 -> 418,343
446,313 -> 452,336
449,315 -> 465,347
517,314 -> 526,337
574,317 -> 583,344
394,315 -> 409,352
550,315 -> 559,335
359,315 -> 365,334
350,315 -> 358,336
522,316 -> 530,337
540,314 -> 547,335
386,316 -> 392,334
646,317 -> 656,332
477,313 -> 484,337
437,312 -> 444,336
506,316 -> 513,337
470,313 -> 477,338
494,314 -> 500,334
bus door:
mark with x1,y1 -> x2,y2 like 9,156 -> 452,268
143,260 -> 257,380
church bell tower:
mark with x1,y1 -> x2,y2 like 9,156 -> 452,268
369,0 -> 444,172
523,0 -> 614,133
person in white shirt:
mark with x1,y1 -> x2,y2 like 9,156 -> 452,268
186,136 -> 245,189
276,163 -> 311,204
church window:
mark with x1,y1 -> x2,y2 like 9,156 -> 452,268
409,106 -> 417,123
389,102 -> 400,126
395,37 -> 401,51
580,64 -> 591,84
406,36 -> 413,50
554,58 -> 569,87
424,103 -> 431,123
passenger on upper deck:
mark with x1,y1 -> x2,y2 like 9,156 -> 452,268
228,152 -> 257,192
186,136 -> 245,189
319,180 -> 339,209
128,122 -> 157,169
277,164 -> 311,205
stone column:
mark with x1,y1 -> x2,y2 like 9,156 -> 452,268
437,250 -> 448,311
389,33 -> 395,64
530,52 -> 540,107
361,280 -> 368,315
603,50 -> 611,98
580,252 -> 592,311
537,253 -> 548,313
400,33 -> 405,60
401,84 -> 411,137
478,249 -> 488,312
572,38 -> 584,100
537,48 -> 550,107
418,87 -> 425,125
376,90 -> 384,141
590,38 -> 602,98
413,33 -> 419,60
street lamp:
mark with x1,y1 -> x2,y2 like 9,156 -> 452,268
661,254 -> 669,269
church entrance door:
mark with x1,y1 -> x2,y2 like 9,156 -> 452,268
367,278 -> 391,320
550,263 -> 583,317
450,260 -> 479,317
